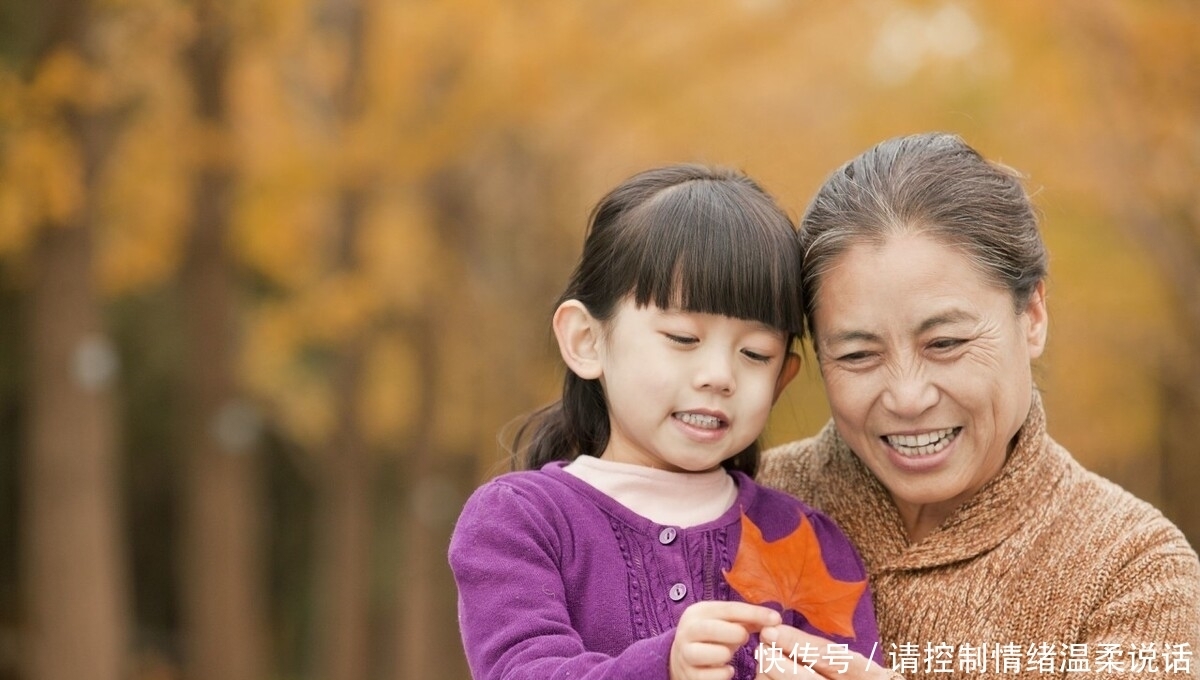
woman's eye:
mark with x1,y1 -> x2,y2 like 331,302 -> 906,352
929,338 -> 966,351
836,351 -> 873,363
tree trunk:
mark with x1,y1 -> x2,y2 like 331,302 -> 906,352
316,448 -> 372,680
179,4 -> 269,679
179,173 -> 268,680
393,311 -> 458,676
314,349 -> 371,680
22,210 -> 128,680
314,192 -> 373,680
21,2 -> 131,674
311,0 -> 375,675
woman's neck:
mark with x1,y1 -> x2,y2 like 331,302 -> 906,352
896,502 -> 954,544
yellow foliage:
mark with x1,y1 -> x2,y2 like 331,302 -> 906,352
299,274 -> 379,346
359,196 -> 438,313
0,67 -> 24,122
360,334 -> 420,451
0,183 -> 35,256
432,321 -> 484,456
29,49 -> 90,111
241,302 -> 335,447
241,303 -> 301,398
231,186 -> 330,290
96,113 -> 192,294
278,377 -> 335,450
4,127 -> 84,228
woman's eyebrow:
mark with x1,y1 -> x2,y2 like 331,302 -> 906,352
916,310 -> 977,334
823,311 -> 977,346
824,329 -> 881,346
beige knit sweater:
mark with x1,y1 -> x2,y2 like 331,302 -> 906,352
760,392 -> 1200,679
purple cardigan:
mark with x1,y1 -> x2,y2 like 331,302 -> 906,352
449,462 -> 881,680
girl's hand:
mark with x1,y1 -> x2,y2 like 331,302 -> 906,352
670,601 -> 782,680
754,625 -> 899,680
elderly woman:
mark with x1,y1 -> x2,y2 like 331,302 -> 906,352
757,133 -> 1200,679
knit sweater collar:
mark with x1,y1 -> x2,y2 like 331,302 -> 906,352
820,390 -> 1068,572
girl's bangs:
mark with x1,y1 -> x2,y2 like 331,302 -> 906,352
621,181 -> 804,336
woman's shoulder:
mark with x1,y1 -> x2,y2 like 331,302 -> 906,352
1049,439 -> 1198,568
759,421 -> 843,500
1039,441 -> 1200,637
1073,458 -> 1189,537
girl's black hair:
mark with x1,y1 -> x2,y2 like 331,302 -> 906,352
512,163 -> 804,477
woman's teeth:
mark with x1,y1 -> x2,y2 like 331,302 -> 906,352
675,413 -> 723,429
886,427 -> 959,457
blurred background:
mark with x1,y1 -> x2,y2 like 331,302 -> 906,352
0,0 -> 1197,679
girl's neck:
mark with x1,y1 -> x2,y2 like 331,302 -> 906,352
563,455 -> 737,528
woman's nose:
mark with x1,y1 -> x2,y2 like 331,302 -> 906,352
881,369 -> 937,418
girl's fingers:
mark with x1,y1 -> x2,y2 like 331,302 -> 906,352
683,617 -> 756,647
678,640 -> 736,667
679,602 -> 782,650
684,600 -> 783,629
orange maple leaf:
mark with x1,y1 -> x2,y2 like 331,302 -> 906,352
723,510 -> 866,639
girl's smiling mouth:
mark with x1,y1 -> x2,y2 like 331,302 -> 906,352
673,411 -> 728,430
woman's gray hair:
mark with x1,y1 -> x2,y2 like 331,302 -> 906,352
799,132 -> 1048,344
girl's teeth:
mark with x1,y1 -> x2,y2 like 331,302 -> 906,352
676,413 -> 722,429
886,427 -> 958,457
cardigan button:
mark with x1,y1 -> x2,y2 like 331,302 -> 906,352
668,583 -> 687,602
658,527 -> 678,545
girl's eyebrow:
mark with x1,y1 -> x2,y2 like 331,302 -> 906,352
654,308 -> 786,336
747,320 -> 786,335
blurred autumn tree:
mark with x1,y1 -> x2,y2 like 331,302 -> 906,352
0,1 -> 1196,680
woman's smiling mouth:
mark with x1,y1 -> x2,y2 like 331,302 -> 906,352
884,427 -> 962,457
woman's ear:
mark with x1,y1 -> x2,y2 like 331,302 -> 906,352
553,300 -> 604,380
1024,280 -> 1049,360
773,352 -> 802,402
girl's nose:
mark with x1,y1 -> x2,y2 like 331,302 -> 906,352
694,353 -> 735,394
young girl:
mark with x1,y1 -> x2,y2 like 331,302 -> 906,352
449,164 -> 881,680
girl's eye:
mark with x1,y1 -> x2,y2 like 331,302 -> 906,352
741,349 -> 773,364
664,333 -> 697,346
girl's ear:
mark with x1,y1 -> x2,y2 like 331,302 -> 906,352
553,300 -> 603,380
773,352 -> 802,402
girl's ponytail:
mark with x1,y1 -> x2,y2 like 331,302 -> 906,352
512,373 -> 608,470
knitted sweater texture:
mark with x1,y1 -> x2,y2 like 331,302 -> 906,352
760,393 -> 1200,679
